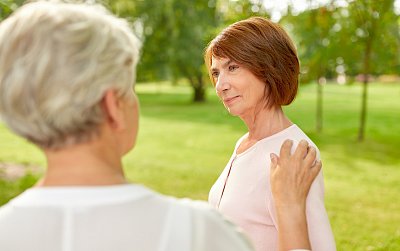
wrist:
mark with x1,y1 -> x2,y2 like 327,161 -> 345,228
275,201 -> 306,212
276,203 -> 310,251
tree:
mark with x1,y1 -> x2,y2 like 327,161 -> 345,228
168,0 -> 218,102
105,0 -> 168,82
342,0 -> 397,141
111,0 -> 218,102
284,0 -> 399,138
283,2 -> 338,132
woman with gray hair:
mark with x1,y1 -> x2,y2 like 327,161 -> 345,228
0,1 -> 320,251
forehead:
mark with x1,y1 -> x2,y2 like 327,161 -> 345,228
211,56 -> 231,68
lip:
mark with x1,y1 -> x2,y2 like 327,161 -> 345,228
223,95 -> 240,105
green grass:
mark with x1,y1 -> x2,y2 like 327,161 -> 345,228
0,82 -> 399,250
0,174 -> 38,205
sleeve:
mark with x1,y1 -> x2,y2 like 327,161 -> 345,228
304,170 -> 337,251
267,141 -> 336,251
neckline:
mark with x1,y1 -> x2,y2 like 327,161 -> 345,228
9,184 -> 154,206
235,124 -> 298,157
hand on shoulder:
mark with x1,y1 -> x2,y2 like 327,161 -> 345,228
270,139 -> 322,207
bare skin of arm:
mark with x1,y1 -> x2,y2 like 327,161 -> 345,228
270,139 -> 322,251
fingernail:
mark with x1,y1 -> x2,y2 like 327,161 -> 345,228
285,139 -> 293,145
270,153 -> 276,160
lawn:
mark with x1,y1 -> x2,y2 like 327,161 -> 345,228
0,82 -> 399,250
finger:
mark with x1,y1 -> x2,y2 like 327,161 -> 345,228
270,153 -> 278,172
310,160 -> 322,180
293,139 -> 309,160
306,160 -> 322,187
279,139 -> 293,159
304,146 -> 317,167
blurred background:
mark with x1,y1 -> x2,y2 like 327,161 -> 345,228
1,0 -> 399,250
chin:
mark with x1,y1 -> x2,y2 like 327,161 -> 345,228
226,108 -> 241,117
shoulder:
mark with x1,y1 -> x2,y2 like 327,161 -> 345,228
289,125 -> 318,146
173,198 -> 255,251
171,198 -> 228,226
257,125 -> 320,158
0,203 -> 11,220
282,125 -> 321,158
234,132 -> 249,149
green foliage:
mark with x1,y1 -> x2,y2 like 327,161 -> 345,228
284,0 -> 399,80
339,0 -> 399,76
218,0 -> 267,24
0,0 -> 17,20
112,0 -> 171,82
283,3 -> 338,83
110,0 -> 220,101
167,0 -> 217,101
283,0 -> 399,139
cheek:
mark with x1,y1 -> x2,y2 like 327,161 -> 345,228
131,100 -> 139,131
243,86 -> 266,107
216,92 -> 225,104
257,89 -> 267,102
128,96 -> 140,143
215,86 -> 222,98
125,111 -> 138,151
253,82 -> 267,99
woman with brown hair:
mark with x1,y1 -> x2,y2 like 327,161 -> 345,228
205,17 -> 336,251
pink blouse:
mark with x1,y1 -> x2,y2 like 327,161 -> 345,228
209,125 -> 336,251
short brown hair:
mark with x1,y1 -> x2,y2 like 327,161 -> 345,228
204,17 -> 299,107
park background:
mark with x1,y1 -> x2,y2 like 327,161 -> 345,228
0,0 -> 399,250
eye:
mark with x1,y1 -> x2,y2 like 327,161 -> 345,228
228,65 -> 239,72
211,70 -> 219,78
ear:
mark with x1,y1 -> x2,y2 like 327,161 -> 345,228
101,90 -> 126,131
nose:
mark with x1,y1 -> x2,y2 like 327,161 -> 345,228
215,73 -> 230,95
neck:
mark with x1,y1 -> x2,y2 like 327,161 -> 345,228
37,139 -> 127,187
240,105 -> 292,141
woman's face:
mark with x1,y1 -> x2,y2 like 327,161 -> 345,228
211,56 -> 267,117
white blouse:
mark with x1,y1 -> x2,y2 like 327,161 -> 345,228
0,184 -> 253,251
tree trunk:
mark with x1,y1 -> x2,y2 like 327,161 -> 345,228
180,66 -> 206,103
187,73 -> 206,103
358,40 -> 372,142
193,85 -> 205,102
358,79 -> 368,142
316,78 -> 324,133
191,74 -> 206,102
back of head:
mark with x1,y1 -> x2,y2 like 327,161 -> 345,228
0,0 -> 140,149
205,17 -> 299,108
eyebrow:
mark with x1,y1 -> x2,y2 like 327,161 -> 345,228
211,59 -> 233,72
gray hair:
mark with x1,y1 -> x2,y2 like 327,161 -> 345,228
0,1 -> 140,149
